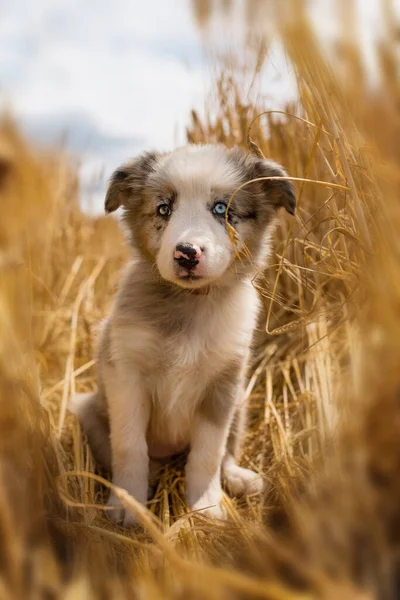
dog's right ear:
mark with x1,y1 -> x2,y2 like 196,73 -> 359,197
104,166 -> 130,214
105,152 -> 159,214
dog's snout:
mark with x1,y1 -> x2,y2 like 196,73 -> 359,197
174,243 -> 202,271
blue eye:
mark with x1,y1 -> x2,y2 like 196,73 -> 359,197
213,202 -> 227,216
157,203 -> 171,217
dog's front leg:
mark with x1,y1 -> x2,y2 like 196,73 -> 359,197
185,366 -> 239,519
104,364 -> 150,527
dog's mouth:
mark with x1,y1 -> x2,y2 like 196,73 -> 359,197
179,273 -> 201,280
175,268 -> 204,282
173,271 -> 211,292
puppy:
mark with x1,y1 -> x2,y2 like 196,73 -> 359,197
70,144 -> 295,526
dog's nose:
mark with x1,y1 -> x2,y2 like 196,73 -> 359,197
174,243 -> 202,260
174,243 -> 202,271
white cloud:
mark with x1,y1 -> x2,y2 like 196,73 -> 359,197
0,0 -> 206,145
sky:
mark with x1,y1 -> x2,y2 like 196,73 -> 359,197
0,0 -> 394,211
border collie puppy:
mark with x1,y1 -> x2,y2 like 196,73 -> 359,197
71,144 -> 295,526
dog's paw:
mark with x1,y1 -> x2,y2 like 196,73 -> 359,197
106,491 -> 125,522
189,487 -> 227,520
68,392 -> 92,419
122,511 -> 139,528
195,501 -> 227,520
223,464 -> 264,497
106,492 -> 138,528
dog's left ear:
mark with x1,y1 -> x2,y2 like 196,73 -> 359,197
252,158 -> 296,216
104,152 -> 159,214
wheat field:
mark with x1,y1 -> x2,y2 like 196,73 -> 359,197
0,3 -> 399,599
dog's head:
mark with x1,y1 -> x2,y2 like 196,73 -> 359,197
105,144 -> 295,290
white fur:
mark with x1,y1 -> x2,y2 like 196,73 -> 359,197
185,418 -> 228,519
154,145 -> 243,195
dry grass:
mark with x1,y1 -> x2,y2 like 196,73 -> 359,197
0,3 -> 400,598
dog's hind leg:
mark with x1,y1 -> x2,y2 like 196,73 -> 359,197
69,391 -> 111,470
222,403 -> 264,497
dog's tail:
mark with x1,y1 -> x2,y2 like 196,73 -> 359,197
68,391 -> 111,470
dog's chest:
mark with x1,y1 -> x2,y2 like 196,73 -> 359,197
148,311 -> 228,451
152,286 -> 258,410
154,316 -> 228,410
145,285 -> 259,455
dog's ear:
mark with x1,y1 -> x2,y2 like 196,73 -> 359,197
105,152 -> 159,214
251,158 -> 296,216
228,148 -> 296,217
104,166 -> 130,214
